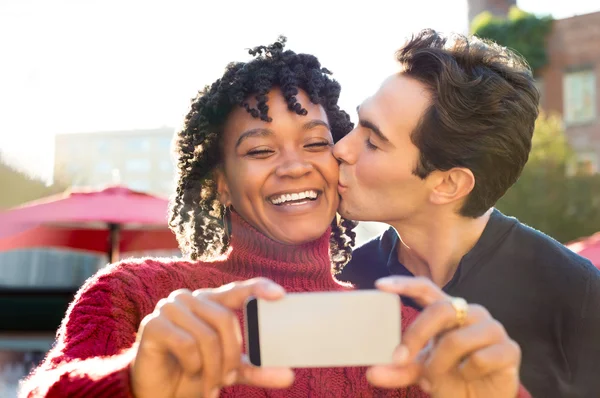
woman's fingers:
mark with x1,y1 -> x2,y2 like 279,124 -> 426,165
236,354 -> 295,388
178,293 -> 242,385
194,277 -> 286,309
157,296 -> 223,397
191,278 -> 287,388
138,309 -> 203,375
138,278 -> 288,395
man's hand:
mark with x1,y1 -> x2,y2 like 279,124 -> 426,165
367,276 -> 522,398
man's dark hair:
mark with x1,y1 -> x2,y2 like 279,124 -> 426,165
397,29 -> 540,217
168,36 -> 357,272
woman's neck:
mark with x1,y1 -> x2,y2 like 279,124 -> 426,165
216,211 -> 345,291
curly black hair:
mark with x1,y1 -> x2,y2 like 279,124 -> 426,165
168,36 -> 357,273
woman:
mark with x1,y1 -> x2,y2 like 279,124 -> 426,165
19,38 -> 428,398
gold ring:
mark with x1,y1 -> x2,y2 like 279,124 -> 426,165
450,297 -> 468,327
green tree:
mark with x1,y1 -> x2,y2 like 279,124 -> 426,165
471,7 -> 553,71
496,113 -> 600,243
0,154 -> 66,209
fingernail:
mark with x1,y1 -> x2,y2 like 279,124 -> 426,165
210,388 -> 220,398
375,277 -> 393,286
266,283 -> 285,295
392,345 -> 409,364
376,277 -> 402,287
420,379 -> 431,393
223,371 -> 237,386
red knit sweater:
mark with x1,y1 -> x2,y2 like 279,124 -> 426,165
19,213 -> 529,398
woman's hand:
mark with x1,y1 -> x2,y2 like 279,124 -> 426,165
130,278 -> 294,398
368,276 -> 522,398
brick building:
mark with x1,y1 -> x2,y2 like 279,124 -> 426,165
468,0 -> 600,173
537,11 -> 600,173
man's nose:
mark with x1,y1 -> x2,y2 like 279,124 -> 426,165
333,130 -> 356,165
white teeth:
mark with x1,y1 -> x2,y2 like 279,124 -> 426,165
270,190 -> 319,205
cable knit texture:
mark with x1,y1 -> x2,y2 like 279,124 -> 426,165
19,212 -> 529,398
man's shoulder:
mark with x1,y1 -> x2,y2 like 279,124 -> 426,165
496,212 -> 598,281
348,227 -> 396,269
338,227 -> 396,287
351,226 -> 397,258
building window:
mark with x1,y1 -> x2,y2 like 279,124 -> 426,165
126,137 -> 151,152
97,140 -> 110,153
576,153 -> 598,175
125,159 -> 151,173
563,69 -> 596,125
157,136 -> 172,150
568,152 -> 599,176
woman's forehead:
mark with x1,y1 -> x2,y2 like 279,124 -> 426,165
224,88 -> 328,134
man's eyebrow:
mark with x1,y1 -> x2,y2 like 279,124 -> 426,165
235,128 -> 273,148
356,105 -> 390,143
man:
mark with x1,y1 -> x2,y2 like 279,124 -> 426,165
335,29 -> 600,398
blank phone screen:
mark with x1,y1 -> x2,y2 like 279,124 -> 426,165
248,290 -> 401,368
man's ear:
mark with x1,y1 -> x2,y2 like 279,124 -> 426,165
428,167 -> 475,206
214,168 -> 232,207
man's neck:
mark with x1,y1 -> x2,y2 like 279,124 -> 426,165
389,208 -> 493,287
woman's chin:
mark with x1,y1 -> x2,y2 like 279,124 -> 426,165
269,223 -> 331,246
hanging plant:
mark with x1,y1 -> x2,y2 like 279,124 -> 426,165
471,7 -> 554,72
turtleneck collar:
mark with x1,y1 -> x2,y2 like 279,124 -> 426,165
219,211 -> 344,291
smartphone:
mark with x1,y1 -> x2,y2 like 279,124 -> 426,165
244,290 -> 400,368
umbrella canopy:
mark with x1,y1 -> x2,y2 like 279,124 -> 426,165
566,232 -> 600,269
0,185 -> 179,262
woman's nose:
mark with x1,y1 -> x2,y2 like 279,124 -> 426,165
275,152 -> 313,178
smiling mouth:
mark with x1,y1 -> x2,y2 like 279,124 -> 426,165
268,190 -> 321,206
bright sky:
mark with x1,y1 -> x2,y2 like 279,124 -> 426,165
0,0 -> 598,181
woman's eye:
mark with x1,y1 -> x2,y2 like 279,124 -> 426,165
365,139 -> 378,150
246,148 -> 274,157
305,141 -> 332,149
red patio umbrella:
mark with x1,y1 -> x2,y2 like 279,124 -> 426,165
0,185 -> 179,262
566,232 -> 600,269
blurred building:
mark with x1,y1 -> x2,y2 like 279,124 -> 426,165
468,1 -> 600,174
54,127 -> 176,196
467,0 -> 516,25
537,11 -> 600,174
